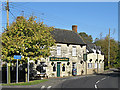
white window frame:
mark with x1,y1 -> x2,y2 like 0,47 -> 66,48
72,46 -> 76,56
57,45 -> 61,55
88,63 -> 92,69
99,63 -> 101,68
95,63 -> 97,68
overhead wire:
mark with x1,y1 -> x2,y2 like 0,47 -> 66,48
10,4 -> 71,28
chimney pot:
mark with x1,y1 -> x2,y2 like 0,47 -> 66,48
72,25 -> 77,32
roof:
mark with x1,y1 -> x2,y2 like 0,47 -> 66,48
50,28 -> 85,45
86,45 -> 94,53
87,43 -> 99,54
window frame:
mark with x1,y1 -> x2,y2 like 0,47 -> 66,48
72,46 -> 77,56
95,63 -> 97,68
88,63 -> 92,69
53,64 -> 56,72
57,45 -> 61,56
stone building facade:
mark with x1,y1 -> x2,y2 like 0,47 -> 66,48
30,25 -> 104,78
86,43 -> 104,74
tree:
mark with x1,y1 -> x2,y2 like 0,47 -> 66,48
79,32 -> 93,43
94,35 -> 118,68
2,16 -> 55,62
2,16 -> 55,82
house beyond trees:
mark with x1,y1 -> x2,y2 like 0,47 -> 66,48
30,25 -> 104,78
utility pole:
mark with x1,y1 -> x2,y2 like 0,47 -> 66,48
6,0 -> 9,28
6,0 -> 11,84
108,28 -> 110,68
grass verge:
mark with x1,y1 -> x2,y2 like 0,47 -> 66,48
1,79 -> 48,86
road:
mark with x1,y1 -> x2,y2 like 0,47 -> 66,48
55,71 -> 120,89
2,69 -> 120,90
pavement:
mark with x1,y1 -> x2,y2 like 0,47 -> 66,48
1,69 -> 118,89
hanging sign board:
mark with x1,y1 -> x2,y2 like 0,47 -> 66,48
50,57 -> 69,61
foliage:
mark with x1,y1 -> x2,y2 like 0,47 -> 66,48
79,32 -> 93,43
2,16 -> 55,62
94,35 -> 119,68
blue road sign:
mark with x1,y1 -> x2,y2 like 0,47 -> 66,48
14,55 -> 21,59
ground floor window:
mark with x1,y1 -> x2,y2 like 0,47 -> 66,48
95,63 -> 97,68
53,64 -> 56,72
88,63 -> 92,69
72,62 -> 76,69
99,63 -> 101,68
62,64 -> 65,71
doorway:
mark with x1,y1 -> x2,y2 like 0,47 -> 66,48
57,62 -> 60,77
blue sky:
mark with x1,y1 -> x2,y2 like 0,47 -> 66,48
1,2 -> 118,41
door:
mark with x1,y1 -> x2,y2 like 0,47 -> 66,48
57,62 -> 60,77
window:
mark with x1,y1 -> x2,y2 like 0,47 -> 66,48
57,45 -> 61,55
95,63 -> 97,68
99,63 -> 101,68
53,64 -> 56,72
62,64 -> 65,71
72,62 -> 76,69
88,63 -> 92,69
72,46 -> 76,56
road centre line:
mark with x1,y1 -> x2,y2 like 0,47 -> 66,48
95,84 -> 97,88
94,77 -> 108,88
96,80 -> 100,84
41,86 -> 45,89
47,86 -> 52,89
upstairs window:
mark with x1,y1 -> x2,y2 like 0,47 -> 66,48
72,46 -> 76,56
57,45 -> 61,55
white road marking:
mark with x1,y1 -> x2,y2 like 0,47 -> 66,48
96,80 -> 100,84
95,77 -> 108,88
101,77 -> 106,81
95,84 -> 97,88
47,86 -> 52,89
41,86 -> 45,89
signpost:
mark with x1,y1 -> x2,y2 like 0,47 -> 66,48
14,55 -> 21,83
7,63 -> 8,84
27,57 -> 29,82
7,60 -> 11,84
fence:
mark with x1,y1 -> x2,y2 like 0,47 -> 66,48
2,66 -> 26,83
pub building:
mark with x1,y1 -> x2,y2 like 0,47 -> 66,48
40,25 -> 87,78
30,25 -> 104,78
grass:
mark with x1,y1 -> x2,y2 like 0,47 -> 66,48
1,79 -> 48,86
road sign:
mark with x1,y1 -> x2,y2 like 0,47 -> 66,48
14,55 -> 21,60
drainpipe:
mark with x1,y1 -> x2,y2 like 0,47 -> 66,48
97,53 -> 98,73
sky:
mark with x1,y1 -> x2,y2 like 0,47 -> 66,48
1,1 -> 119,42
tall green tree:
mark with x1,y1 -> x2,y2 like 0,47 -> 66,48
2,16 -> 55,62
79,32 -> 93,43
94,35 -> 118,68
2,16 -> 55,82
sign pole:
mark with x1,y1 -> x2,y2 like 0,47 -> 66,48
7,63 -> 8,84
28,57 -> 29,82
16,59 -> 18,83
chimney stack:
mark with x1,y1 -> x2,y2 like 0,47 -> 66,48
72,25 -> 77,32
